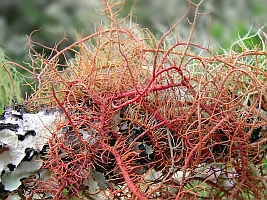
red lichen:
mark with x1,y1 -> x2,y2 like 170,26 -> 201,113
17,0 -> 267,199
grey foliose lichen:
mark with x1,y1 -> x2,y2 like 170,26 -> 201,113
0,107 -> 64,191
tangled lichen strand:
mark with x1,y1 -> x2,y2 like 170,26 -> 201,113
29,28 -> 154,109
21,2 -> 267,200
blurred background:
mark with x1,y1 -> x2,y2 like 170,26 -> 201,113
0,0 -> 266,107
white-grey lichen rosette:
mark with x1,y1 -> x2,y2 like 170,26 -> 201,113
0,107 -> 64,191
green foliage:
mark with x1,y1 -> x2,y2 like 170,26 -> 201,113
0,48 -> 23,113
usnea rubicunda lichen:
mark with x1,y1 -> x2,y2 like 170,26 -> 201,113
1,0 -> 267,199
